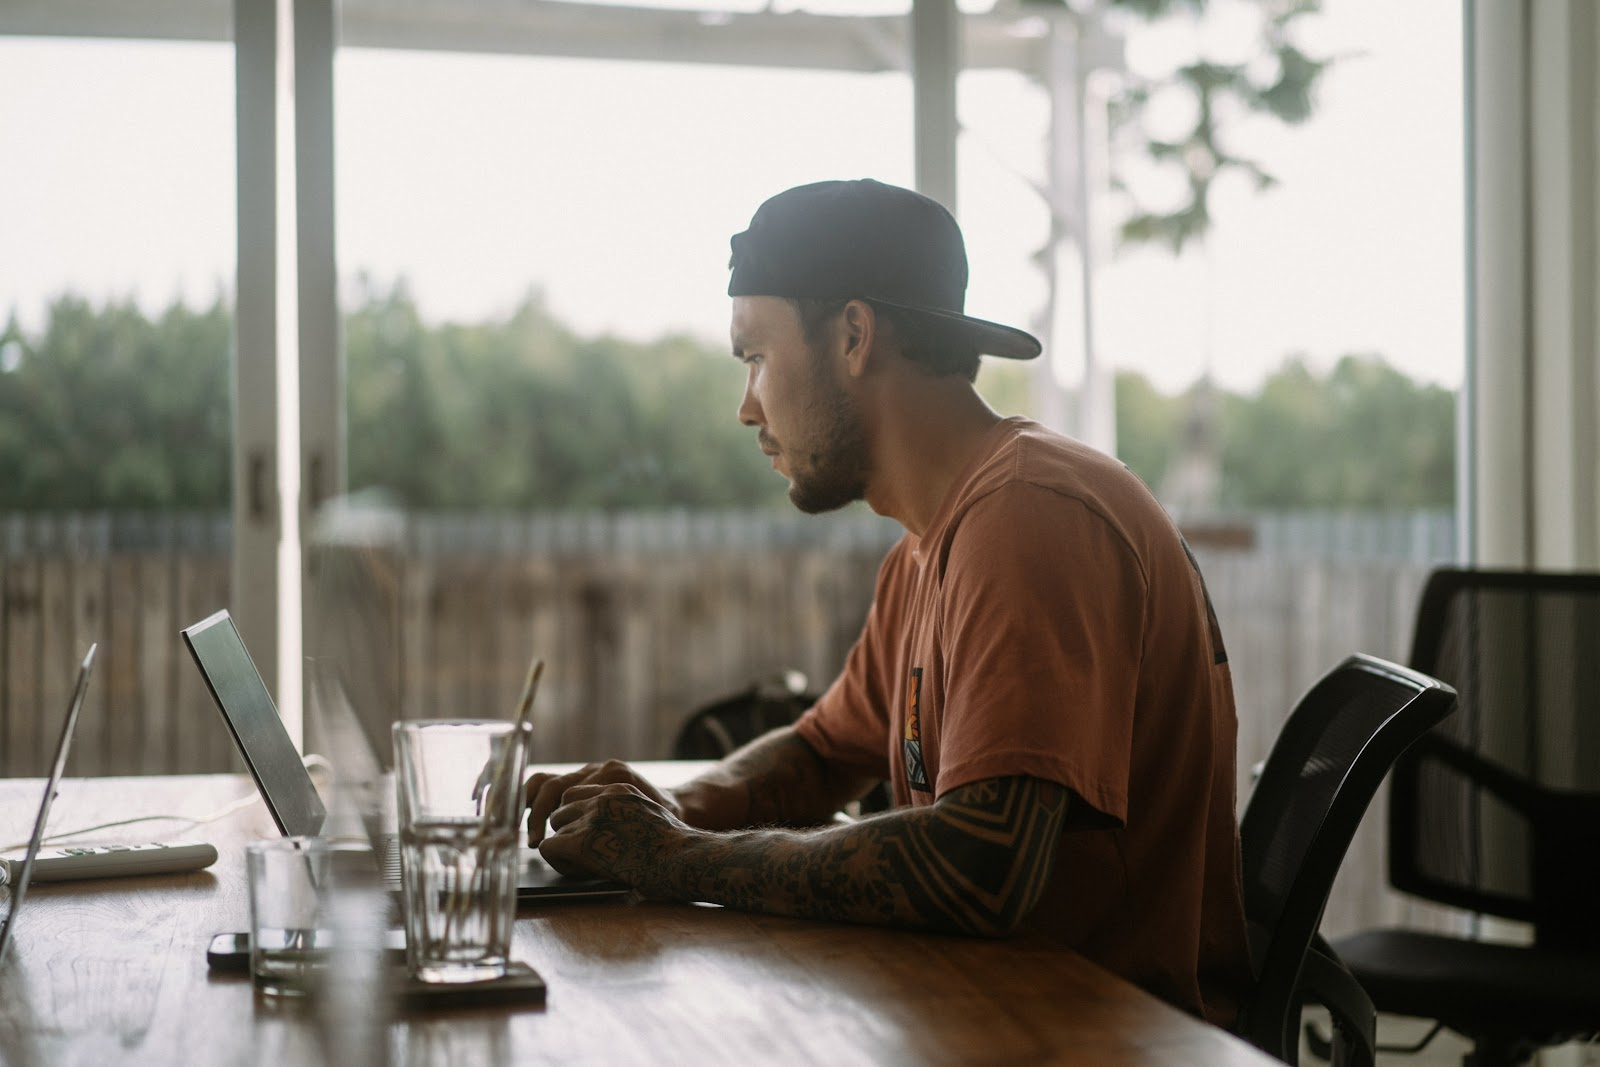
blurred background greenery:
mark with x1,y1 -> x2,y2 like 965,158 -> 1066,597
0,284 -> 1451,515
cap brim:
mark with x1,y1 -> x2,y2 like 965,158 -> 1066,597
869,299 -> 1042,360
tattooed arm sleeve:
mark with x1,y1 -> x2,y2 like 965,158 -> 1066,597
625,775 -> 1070,937
674,726 -> 884,831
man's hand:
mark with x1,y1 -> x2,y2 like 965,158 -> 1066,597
556,775 -> 1069,937
524,759 -> 682,846
538,783 -> 694,882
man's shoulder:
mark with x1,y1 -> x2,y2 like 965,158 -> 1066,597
960,419 -> 1162,529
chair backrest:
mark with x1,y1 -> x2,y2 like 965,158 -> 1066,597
671,672 -> 817,760
1390,568 -> 1600,948
673,674 -> 896,815
1238,653 -> 1457,1058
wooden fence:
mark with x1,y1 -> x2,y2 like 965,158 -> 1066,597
301,512 -> 896,775
0,551 -> 237,781
0,509 -> 1458,937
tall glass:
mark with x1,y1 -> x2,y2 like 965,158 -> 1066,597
392,719 -> 531,983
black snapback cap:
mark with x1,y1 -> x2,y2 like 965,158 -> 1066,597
728,179 -> 1042,361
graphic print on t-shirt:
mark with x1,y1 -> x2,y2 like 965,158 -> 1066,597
903,666 -> 930,793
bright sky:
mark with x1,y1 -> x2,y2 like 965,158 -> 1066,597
0,0 -> 1463,394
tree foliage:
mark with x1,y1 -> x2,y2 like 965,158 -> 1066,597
0,295 -> 230,510
1111,368 -> 1188,489
1218,354 -> 1456,508
1116,355 -> 1456,509
340,279 -> 789,510
344,281 -> 1036,509
2,291 -> 1452,515
1094,0 -> 1331,252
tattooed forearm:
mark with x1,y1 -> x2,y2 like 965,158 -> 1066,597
630,775 -> 1070,937
675,727 -> 876,830
731,731 -> 847,826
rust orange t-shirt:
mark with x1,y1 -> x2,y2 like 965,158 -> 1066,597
794,417 -> 1252,1026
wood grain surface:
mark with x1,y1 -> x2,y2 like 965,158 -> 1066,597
0,773 -> 1278,1066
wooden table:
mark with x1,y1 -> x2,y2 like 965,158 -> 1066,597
0,772 -> 1279,1066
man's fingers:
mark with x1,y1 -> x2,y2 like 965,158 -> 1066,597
547,795 -> 590,832
547,784 -> 641,831
558,782 -> 644,806
524,777 -> 565,843
537,834 -> 588,877
525,762 -> 660,844
525,765 -> 598,843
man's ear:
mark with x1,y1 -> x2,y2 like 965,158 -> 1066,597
840,299 -> 877,379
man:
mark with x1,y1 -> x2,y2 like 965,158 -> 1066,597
525,178 -> 1253,1025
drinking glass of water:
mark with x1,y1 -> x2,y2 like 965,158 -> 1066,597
246,836 -> 332,996
392,719 -> 531,984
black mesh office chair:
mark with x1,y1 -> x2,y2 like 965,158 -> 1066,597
1329,569 -> 1600,1067
1238,653 -> 1458,1067
672,671 -> 817,760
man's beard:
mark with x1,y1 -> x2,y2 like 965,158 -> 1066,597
784,357 -> 870,515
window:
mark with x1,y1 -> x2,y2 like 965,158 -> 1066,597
0,35 -> 245,775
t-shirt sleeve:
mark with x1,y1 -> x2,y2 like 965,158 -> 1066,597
791,542 -> 908,781
934,483 -> 1146,828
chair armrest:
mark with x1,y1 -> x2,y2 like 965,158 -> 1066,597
1404,733 -> 1541,816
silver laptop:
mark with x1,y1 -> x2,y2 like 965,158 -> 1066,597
0,645 -> 96,965
182,609 -> 628,903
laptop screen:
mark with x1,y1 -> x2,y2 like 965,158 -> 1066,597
181,610 -> 326,839
0,645 -> 96,966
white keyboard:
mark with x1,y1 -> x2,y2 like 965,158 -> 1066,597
2,842 -> 218,884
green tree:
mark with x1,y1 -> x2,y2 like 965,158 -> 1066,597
2,291 -> 1455,516
0,294 -> 230,510
1099,0 -> 1331,251
1114,369 -> 1187,490
1218,354 -> 1454,508
342,282 -> 786,511
1114,355 -> 1456,510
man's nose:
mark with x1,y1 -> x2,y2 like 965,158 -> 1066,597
737,371 -> 761,427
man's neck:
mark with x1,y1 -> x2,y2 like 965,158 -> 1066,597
862,380 -> 1005,537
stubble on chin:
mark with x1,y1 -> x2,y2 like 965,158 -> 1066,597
786,431 -> 869,515
782,341 -> 871,514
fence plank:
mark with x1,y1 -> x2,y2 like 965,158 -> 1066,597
399,556 -> 432,725
39,557 -> 74,773
70,556 -> 108,777
511,556 -> 560,760
105,558 -> 144,776
2,559 -> 42,777
138,555 -> 178,775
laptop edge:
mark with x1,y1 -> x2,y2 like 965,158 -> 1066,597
182,610 -> 627,903
0,644 -> 97,965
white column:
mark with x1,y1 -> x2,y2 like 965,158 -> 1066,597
295,0 -> 343,737
233,0 -> 280,699
1038,13 -> 1117,455
1467,7 -> 1600,984
1469,0 -> 1600,569
1075,66 -> 1115,456
910,0 -> 960,212
295,0 -> 343,521
1527,0 -> 1599,567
